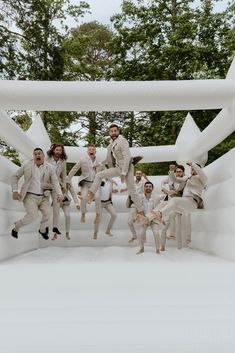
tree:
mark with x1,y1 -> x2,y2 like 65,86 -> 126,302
63,21 -> 115,144
110,0 -> 235,173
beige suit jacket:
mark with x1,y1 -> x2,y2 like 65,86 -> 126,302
11,160 -> 62,201
67,157 -> 102,186
102,135 -> 131,176
169,163 -> 207,198
46,157 -> 67,189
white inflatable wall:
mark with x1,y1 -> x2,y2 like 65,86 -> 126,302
0,57 -> 234,261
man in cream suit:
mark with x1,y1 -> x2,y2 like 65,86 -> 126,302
67,144 -> 101,223
136,181 -> 162,255
87,124 -> 144,214
46,143 -> 68,235
136,162 -> 207,226
11,148 -> 63,239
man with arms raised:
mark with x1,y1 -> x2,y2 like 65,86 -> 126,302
11,148 -> 63,239
87,124 -> 144,215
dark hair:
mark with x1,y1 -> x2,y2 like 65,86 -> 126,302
196,163 -> 201,168
86,144 -> 96,148
144,181 -> 154,188
47,143 -> 68,160
33,147 -> 44,153
109,124 -> 120,130
176,165 -> 185,172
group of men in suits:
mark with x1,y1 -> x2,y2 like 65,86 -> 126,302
10,123 -> 207,253
10,123 -> 144,241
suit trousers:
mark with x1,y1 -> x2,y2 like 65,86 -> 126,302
51,190 -> 61,228
14,193 -> 51,233
61,205 -> 70,232
138,222 -> 160,250
90,167 -> 144,212
80,180 -> 101,215
128,207 -> 138,238
146,197 -> 197,223
94,203 -> 117,234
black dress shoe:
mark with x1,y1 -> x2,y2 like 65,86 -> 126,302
52,227 -> 61,235
45,227 -> 49,235
132,156 -> 143,166
11,229 -> 18,239
39,230 -> 49,240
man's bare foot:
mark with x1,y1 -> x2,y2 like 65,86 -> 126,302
93,232 -> 97,240
160,246 -> 165,251
128,236 -> 137,243
177,245 -> 182,249
186,239 -> 191,244
169,235 -> 176,240
87,191 -> 94,204
66,232 -> 71,240
94,213 -> 101,224
136,248 -> 144,255
81,213 -> 86,223
51,234 -> 57,241
105,229 -> 113,236
156,249 -> 161,254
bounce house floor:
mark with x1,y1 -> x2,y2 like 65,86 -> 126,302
1,244 -> 235,353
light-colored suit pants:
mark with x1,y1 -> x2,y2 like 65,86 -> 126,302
146,197 -> 197,223
160,213 -> 176,247
80,180 -> 101,215
94,203 -> 117,234
51,190 -> 61,228
14,193 -> 51,233
61,205 -> 70,232
128,207 -> 138,238
138,222 -> 160,250
90,167 -> 144,212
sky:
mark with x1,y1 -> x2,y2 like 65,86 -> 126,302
71,0 -> 231,27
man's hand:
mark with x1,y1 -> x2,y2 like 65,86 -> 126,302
57,194 -> 64,202
169,164 -> 176,172
121,175 -> 126,184
12,192 -> 21,201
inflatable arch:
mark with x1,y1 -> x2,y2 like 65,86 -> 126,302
0,57 -> 235,261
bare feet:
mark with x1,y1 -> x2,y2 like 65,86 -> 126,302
177,245 -> 182,250
87,191 -> 94,204
169,235 -> 176,240
136,248 -> 144,255
94,213 -> 101,224
51,234 -> 57,241
160,246 -> 165,251
66,232 -> 71,240
128,236 -> 137,243
105,229 -> 113,236
156,249 -> 161,254
81,213 -> 86,223
93,232 -> 97,240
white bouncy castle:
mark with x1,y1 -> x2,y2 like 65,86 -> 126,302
0,58 -> 235,353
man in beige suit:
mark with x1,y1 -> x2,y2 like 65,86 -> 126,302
11,148 -> 63,239
46,143 -> 68,235
136,162 -> 207,226
136,181 -> 162,255
67,144 -> 101,223
87,124 -> 144,214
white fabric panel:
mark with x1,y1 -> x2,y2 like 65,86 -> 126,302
0,155 -> 18,184
0,79 -> 234,111
191,207 -> 235,234
204,148 -> 235,186
0,110 -> 36,159
0,232 -> 38,261
0,181 -> 23,211
65,145 -> 178,164
190,231 -> 235,262
203,177 -> 235,209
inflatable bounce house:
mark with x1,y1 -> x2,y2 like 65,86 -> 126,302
0,57 -> 234,353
